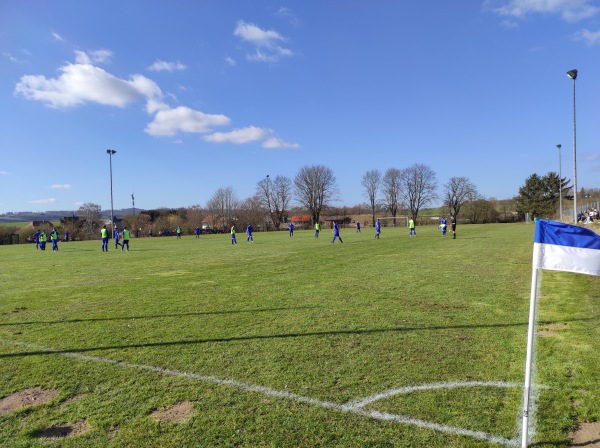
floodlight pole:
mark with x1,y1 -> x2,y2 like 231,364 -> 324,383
265,174 -> 270,231
107,149 -> 117,239
557,144 -> 562,221
567,69 -> 577,223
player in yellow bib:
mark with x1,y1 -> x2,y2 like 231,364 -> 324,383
101,225 -> 109,252
409,219 -> 416,237
122,227 -> 130,251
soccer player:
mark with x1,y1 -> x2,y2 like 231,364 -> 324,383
231,225 -> 237,244
288,222 -> 294,237
439,217 -> 447,236
195,226 -> 200,238
122,227 -> 130,251
101,225 -> 109,252
356,221 -> 361,233
451,216 -> 457,239
375,219 -> 381,239
246,224 -> 254,242
50,228 -> 59,252
409,218 -> 416,237
114,228 -> 122,249
176,226 -> 182,239
33,230 -> 41,249
39,230 -> 47,251
331,221 -> 343,243
314,222 -> 320,238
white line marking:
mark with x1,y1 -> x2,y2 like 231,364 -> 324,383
347,381 -> 518,409
0,338 -> 519,447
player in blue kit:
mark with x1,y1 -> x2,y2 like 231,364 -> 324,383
114,228 -> 122,249
231,225 -> 237,244
375,219 -> 381,239
439,217 -> 447,236
246,224 -> 254,242
331,222 -> 343,243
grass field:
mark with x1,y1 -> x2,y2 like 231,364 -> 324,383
1,223 -> 598,447
0,221 -> 30,228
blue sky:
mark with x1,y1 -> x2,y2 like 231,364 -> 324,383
1,1 -> 599,214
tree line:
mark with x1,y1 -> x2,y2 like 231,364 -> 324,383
11,165 -> 589,244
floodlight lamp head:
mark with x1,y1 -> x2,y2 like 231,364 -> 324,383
106,149 -> 117,155
556,144 -> 561,149
567,69 -> 578,80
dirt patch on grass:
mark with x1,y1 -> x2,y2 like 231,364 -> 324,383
536,330 -> 557,337
32,420 -> 91,440
569,421 -> 600,447
150,400 -> 196,423
0,387 -> 59,416
537,323 -> 568,338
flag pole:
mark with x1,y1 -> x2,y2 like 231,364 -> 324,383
521,266 -> 539,447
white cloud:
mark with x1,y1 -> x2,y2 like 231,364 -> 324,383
52,32 -> 64,41
145,105 -> 231,136
74,49 -> 112,65
203,126 -> 269,144
4,52 -> 23,63
14,50 -> 298,147
147,60 -> 187,72
224,56 -> 236,66
0,171 -> 8,175
29,198 -> 57,204
262,137 -> 299,149
234,20 -> 293,62
15,52 -> 162,109
276,7 -> 300,27
50,184 -> 72,189
583,152 -> 600,161
203,126 -> 299,149
487,0 -> 600,22
573,28 -> 600,44
89,49 -> 113,63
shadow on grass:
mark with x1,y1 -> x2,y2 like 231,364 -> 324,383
0,306 -> 321,327
0,317 -> 594,359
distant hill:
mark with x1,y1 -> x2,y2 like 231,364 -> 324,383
0,209 -> 140,224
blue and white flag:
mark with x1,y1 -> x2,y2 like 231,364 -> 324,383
533,219 -> 600,276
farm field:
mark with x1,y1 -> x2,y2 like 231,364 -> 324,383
1,223 -> 598,447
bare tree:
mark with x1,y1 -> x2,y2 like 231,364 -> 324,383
185,205 -> 205,233
78,202 -> 102,238
382,168 -> 402,224
238,194 -> 266,230
206,186 -> 239,231
443,176 -> 478,222
294,165 -> 337,225
362,169 -> 381,227
257,175 -> 292,230
400,163 -> 438,221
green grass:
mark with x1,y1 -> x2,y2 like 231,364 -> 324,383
0,224 -> 598,447
0,221 -> 30,228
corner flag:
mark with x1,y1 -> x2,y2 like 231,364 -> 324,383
522,219 -> 600,447
533,219 -> 600,276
